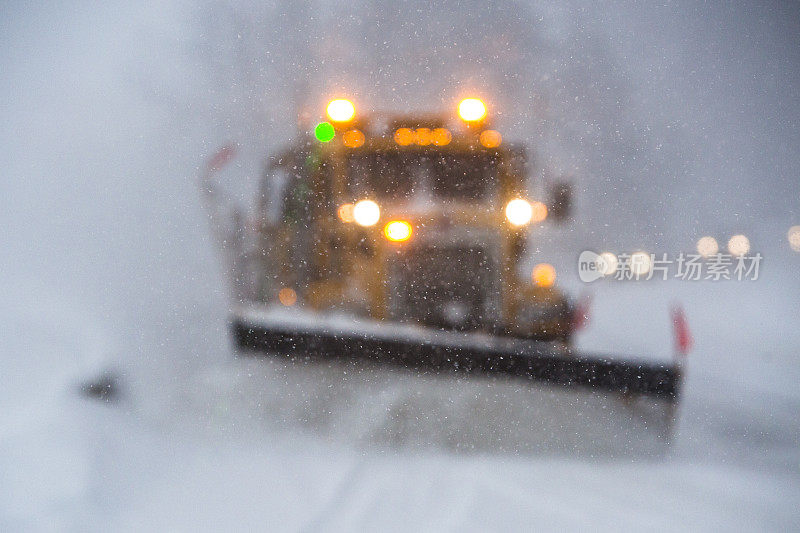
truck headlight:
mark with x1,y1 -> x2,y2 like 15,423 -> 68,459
353,199 -> 380,227
505,199 -> 533,226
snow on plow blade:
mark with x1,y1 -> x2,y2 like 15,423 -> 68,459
231,306 -> 680,401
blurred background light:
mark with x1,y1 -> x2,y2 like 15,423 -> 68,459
599,252 -> 618,276
630,251 -> 652,277
727,234 -> 750,256
788,226 -> 800,252
697,236 -> 719,258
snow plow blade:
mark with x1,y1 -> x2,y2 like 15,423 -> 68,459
230,306 -> 680,402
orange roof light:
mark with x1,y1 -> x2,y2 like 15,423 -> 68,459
384,220 -> 413,242
326,99 -> 356,122
415,127 -> 432,146
394,128 -> 415,146
458,98 -> 487,122
342,129 -> 365,148
432,128 -> 452,146
479,129 -> 502,148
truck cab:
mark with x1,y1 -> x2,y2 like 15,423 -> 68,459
261,98 -> 573,342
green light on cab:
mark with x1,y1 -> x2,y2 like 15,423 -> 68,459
314,122 -> 335,142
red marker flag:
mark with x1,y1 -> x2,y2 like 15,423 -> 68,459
571,294 -> 592,332
671,305 -> 693,356
207,144 -> 236,172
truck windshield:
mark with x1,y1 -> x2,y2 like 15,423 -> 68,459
346,151 -> 498,203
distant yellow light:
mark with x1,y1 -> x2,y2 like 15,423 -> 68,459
479,129 -> 502,148
326,99 -> 355,122
505,198 -> 533,226
394,128 -> 415,146
384,220 -> 413,242
278,287 -> 297,306
727,234 -> 750,256
530,201 -> 548,223
630,251 -> 652,277
599,252 -> 618,276
432,128 -> 452,146
458,98 -> 487,122
532,263 -> 556,287
353,199 -> 380,227
342,129 -> 365,148
337,203 -> 355,223
696,236 -> 719,258
787,226 -> 800,252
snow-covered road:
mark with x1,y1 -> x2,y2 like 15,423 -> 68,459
2,270 -> 799,531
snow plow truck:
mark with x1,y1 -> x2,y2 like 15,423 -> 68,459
208,98 -> 681,405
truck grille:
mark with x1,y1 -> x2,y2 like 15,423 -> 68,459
388,244 -> 499,331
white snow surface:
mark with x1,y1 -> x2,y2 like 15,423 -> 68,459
3,275 -> 799,531
2,0 -> 799,531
